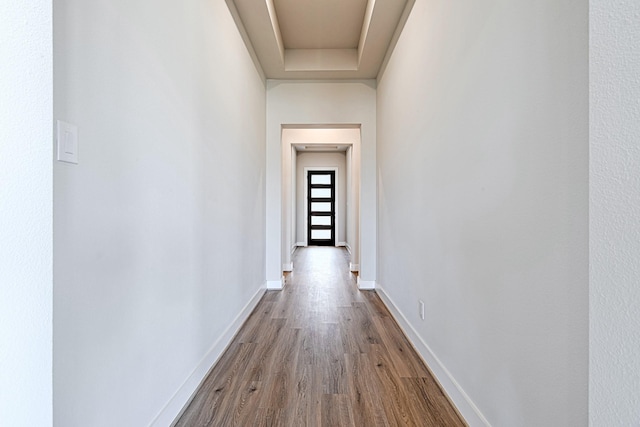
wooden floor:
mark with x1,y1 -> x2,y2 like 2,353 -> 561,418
175,247 -> 465,427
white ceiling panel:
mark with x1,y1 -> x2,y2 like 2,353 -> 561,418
274,0 -> 368,49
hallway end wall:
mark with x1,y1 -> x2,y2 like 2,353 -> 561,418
53,1 -> 266,425
280,127 -> 360,255
376,0 -> 588,425
266,81 -> 375,285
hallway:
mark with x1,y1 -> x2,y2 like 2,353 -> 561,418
176,247 -> 464,426
6,0 -> 619,424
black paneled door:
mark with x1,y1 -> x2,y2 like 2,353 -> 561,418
307,171 -> 335,246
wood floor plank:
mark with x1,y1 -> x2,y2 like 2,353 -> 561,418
321,394 -> 355,427
368,343 -> 420,426
175,247 -> 466,427
345,352 -> 391,427
290,364 -> 322,426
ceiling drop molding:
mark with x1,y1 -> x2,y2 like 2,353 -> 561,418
285,49 -> 359,72
227,0 -> 414,79
357,0 -> 376,66
265,0 -> 285,64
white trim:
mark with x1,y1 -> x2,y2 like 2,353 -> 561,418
303,166 -> 339,246
152,285 -> 266,426
267,277 -> 284,290
356,277 -> 375,290
283,262 -> 293,272
349,263 -> 360,272
296,241 -> 306,247
337,241 -> 347,247
376,286 -> 491,427
345,243 -> 352,254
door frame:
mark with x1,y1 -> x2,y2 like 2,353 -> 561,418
303,166 -> 339,247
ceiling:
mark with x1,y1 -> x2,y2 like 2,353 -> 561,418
226,0 -> 415,80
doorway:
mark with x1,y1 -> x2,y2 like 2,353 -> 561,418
279,126 -> 362,283
307,171 -> 335,246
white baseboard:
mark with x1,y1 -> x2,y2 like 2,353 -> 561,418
267,277 -> 284,290
151,285 -> 266,426
357,277 -> 375,290
376,286 -> 491,427
349,263 -> 359,272
337,241 -> 347,247
282,262 -> 293,272
296,242 -> 306,247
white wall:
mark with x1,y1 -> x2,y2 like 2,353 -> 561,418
377,0 -> 588,425
590,1 -> 640,425
267,81 -> 375,288
296,152 -> 347,244
0,1 -> 53,425
53,0 -> 266,425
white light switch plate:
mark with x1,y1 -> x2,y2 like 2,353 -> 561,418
57,120 -> 78,164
